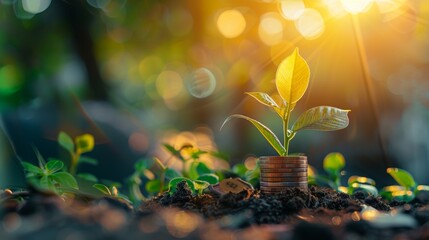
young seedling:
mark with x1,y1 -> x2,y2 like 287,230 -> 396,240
93,183 -> 131,204
21,149 -> 78,195
58,131 -> 98,181
381,168 -> 429,202
309,152 -> 378,196
221,48 -> 350,156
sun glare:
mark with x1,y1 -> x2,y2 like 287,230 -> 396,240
295,8 -> 325,40
341,0 -> 373,14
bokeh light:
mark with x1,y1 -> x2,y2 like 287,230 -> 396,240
22,0 -> 51,14
155,71 -> 183,100
258,13 -> 284,46
279,0 -> 305,20
186,68 -> 217,99
294,8 -> 325,40
0,65 -> 22,96
216,9 -> 246,38
341,0 -> 373,14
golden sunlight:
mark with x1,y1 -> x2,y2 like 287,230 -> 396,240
216,9 -> 246,38
341,0 -> 373,14
294,8 -> 325,40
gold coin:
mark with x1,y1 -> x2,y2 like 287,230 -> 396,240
259,159 -> 307,164
259,163 -> 307,168
260,172 -> 308,177
219,178 -> 253,193
260,185 -> 308,192
260,167 -> 307,173
260,176 -> 308,182
260,181 -> 308,187
259,156 -> 307,162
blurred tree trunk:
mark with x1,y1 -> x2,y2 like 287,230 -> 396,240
59,0 -> 108,101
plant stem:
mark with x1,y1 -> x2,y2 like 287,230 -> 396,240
70,152 -> 79,175
283,102 -> 292,156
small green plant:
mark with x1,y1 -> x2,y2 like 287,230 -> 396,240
93,183 -> 131,203
58,131 -> 98,181
21,149 -> 78,195
309,152 -> 377,196
221,48 -> 350,156
231,162 -> 260,187
127,143 -> 224,203
380,168 -> 429,202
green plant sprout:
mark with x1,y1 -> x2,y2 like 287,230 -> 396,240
21,149 -> 78,195
231,162 -> 260,187
380,168 -> 429,202
127,143 -> 224,203
221,48 -> 350,156
93,183 -> 131,203
58,131 -> 98,181
309,152 -> 377,196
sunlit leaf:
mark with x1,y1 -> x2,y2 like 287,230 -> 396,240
417,185 -> 429,192
77,173 -> 98,182
349,182 -> 378,196
145,179 -> 161,193
348,176 -> 376,186
45,160 -> 64,174
58,132 -> 74,154
387,168 -> 416,189
245,92 -> 279,108
275,47 -> 310,104
168,177 -> 195,194
221,114 -> 285,156
78,156 -> 98,165
51,172 -> 78,190
21,161 -> 43,174
75,134 -> 95,154
292,106 -> 350,132
134,158 -> 153,171
197,173 -> 219,184
93,183 -> 111,195
323,152 -> 345,176
193,180 -> 210,193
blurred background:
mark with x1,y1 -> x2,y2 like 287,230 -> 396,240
1,0 -> 428,188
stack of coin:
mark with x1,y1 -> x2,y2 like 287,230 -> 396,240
259,156 -> 308,193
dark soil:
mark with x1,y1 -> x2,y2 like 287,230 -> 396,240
1,183 -> 429,239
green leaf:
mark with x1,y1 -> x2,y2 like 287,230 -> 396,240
50,172 -> 78,190
417,185 -> 429,192
165,168 -> 181,180
58,132 -> 74,154
77,173 -> 98,182
163,143 -> 184,161
221,114 -> 285,156
387,168 -> 416,189
245,92 -> 279,108
197,174 -> 219,184
134,158 -> 153,171
45,160 -> 64,174
75,134 -> 95,154
292,106 -> 350,132
349,183 -> 378,196
21,161 -> 43,174
168,177 -> 195,194
190,150 -> 207,160
232,163 -> 247,177
93,183 -> 112,195
348,176 -> 376,186
78,156 -> 98,165
188,161 -> 199,180
323,152 -> 345,176
209,151 -> 229,161
196,162 -> 212,175
145,179 -> 161,193
276,47 -> 310,104
193,180 -> 210,193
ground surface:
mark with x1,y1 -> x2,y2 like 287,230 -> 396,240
1,183 -> 429,239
